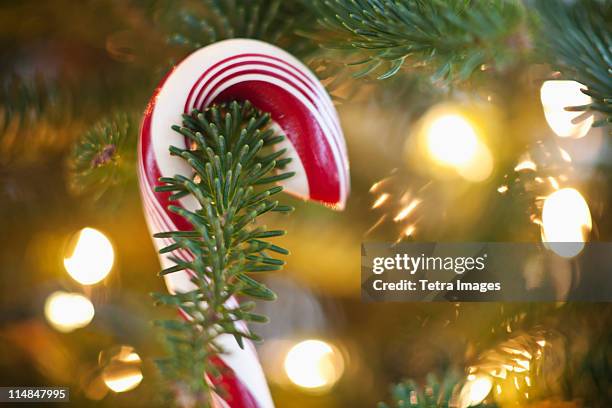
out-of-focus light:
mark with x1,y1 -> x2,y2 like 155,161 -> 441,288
540,80 -> 593,138
541,188 -> 592,258
64,228 -> 114,285
284,339 -> 344,391
394,199 -> 421,222
421,108 -> 493,182
44,291 -> 95,333
459,375 -> 493,408
514,159 -> 537,172
426,114 -> 478,167
456,142 -> 494,182
372,193 -> 390,209
101,346 -> 143,393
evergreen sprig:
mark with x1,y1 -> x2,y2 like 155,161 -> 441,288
307,0 -> 526,82
536,0 -> 612,128
152,101 -> 293,404
0,73 -> 63,131
377,373 -> 495,408
68,113 -> 137,201
0,72 -> 72,164
161,0 -> 317,58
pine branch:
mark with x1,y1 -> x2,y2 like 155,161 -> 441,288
536,0 -> 612,128
159,0 -> 317,58
377,372 -> 495,408
152,101 -> 293,405
0,72 -> 74,164
306,0 -> 527,82
68,113 -> 137,201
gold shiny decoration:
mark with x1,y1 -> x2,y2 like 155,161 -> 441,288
464,330 -> 563,407
372,193 -> 390,209
64,227 -> 114,285
393,199 -> 421,222
44,291 -> 95,333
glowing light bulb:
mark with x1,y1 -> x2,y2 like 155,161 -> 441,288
64,228 -> 114,285
284,339 -> 344,391
426,114 -> 478,167
101,346 -> 143,393
44,291 -> 95,333
540,80 -> 593,138
459,375 -> 493,408
456,142 -> 494,182
541,188 -> 592,258
421,107 -> 493,182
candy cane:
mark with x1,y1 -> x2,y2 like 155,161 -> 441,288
138,39 -> 349,407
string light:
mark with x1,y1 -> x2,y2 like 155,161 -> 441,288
540,80 -> 593,138
101,346 -> 143,393
541,188 -> 592,258
44,291 -> 95,333
420,106 -> 493,182
458,375 -> 493,408
284,339 -> 344,391
64,228 -> 114,285
426,114 -> 479,167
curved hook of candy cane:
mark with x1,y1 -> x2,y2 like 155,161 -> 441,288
150,38 -> 350,211
139,39 -> 350,408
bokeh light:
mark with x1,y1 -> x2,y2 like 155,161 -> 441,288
64,227 -> 114,285
284,339 -> 344,391
540,80 -> 593,138
426,114 -> 478,167
101,346 -> 143,393
419,106 -> 493,182
459,375 -> 493,408
541,188 -> 592,258
44,291 -> 95,333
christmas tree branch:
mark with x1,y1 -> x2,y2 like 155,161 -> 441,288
378,373 -> 496,408
535,0 -> 612,128
160,0 -> 317,58
305,0 -> 527,82
68,113 -> 138,201
152,101 -> 293,404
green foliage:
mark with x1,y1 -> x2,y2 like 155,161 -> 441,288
161,0 -> 317,57
0,73 -> 63,131
68,113 -> 137,201
536,0 -> 612,128
0,73 -> 72,164
377,373 -> 494,408
307,0 -> 527,82
152,101 -> 293,404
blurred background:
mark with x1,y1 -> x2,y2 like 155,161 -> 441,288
0,1 -> 611,407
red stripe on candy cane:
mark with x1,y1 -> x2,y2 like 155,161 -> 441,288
213,80 -> 341,205
193,62 -> 347,185
186,54 -> 346,171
